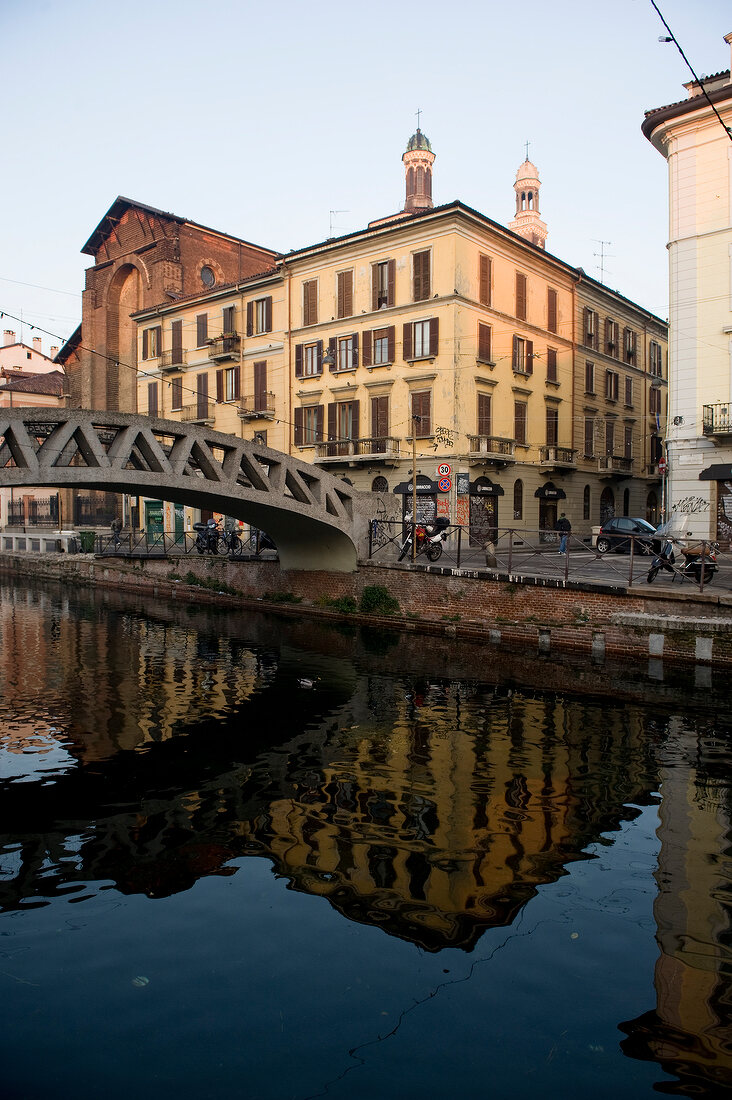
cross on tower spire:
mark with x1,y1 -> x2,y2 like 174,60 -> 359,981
416,107 -> 422,130
524,139 -> 530,161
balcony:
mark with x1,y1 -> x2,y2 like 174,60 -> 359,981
160,348 -> 188,372
180,401 -> 215,425
238,392 -> 276,420
702,402 -> 732,439
313,436 -> 400,466
597,455 -> 633,477
539,445 -> 576,470
208,333 -> 240,361
466,435 -> 516,466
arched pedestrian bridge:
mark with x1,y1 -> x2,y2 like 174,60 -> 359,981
0,409 -> 369,571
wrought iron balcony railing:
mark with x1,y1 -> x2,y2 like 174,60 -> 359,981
180,401 -> 215,424
467,435 -> 516,461
238,392 -> 276,419
539,445 -> 576,467
208,333 -> 241,361
160,349 -> 188,371
314,436 -> 401,462
702,402 -> 732,437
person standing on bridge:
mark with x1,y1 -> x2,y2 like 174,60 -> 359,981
111,515 -> 122,550
555,512 -> 571,555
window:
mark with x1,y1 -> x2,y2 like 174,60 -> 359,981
196,314 -> 208,347
624,377 -> 633,407
196,372 -> 209,419
171,320 -> 183,365
147,381 -> 158,417
515,272 -> 527,320
332,400 -> 358,442
584,417 -> 595,457
372,259 -> 395,310
514,400 -> 527,445
363,325 -> 395,366
513,479 -> 523,520
650,385 -> 661,415
624,328 -> 636,363
216,366 -> 240,403
605,420 -> 615,456
294,404 -> 324,446
605,318 -> 619,357
512,335 -> 533,373
650,435 -> 663,463
546,405 -> 558,446
585,361 -> 595,394
584,307 -> 598,350
649,340 -> 663,376
142,325 -> 161,360
371,396 -> 389,447
583,484 -> 591,521
222,305 -> 236,336
624,425 -> 633,460
411,390 -> 431,436
295,341 -> 323,377
477,392 -> 491,436
303,279 -> 318,326
412,250 -> 431,302
337,271 -> 353,319
606,369 -> 619,401
478,322 -> 492,363
546,347 -> 557,383
547,288 -> 557,334
328,334 -> 358,372
201,265 -> 215,289
171,376 -> 182,411
253,360 -> 267,412
479,254 -> 492,306
372,474 -> 388,493
403,318 -> 439,360
247,297 -> 273,335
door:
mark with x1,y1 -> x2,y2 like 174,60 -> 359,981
469,495 -> 497,546
196,373 -> 209,420
539,499 -> 557,542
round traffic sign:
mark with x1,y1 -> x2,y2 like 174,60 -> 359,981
438,477 -> 452,493
658,458 -> 667,472
437,463 -> 452,477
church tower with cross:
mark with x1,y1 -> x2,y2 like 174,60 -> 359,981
508,146 -> 547,249
402,110 -> 435,213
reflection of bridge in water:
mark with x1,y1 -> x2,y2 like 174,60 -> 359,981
0,408 -> 369,570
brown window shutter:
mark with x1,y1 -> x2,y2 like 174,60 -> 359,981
387,326 -> 395,363
352,400 -> 360,441
154,326 -> 162,355
547,347 -> 557,381
337,271 -> 353,318
337,273 -> 344,319
526,339 -> 534,374
328,337 -> 337,371
316,340 -> 323,373
387,259 -> 395,306
294,407 -> 303,446
171,376 -> 182,410
216,370 -> 224,403
352,333 -> 359,369
254,360 -> 266,403
362,330 -> 372,366
479,254 -> 491,306
516,273 -> 526,320
403,322 -> 413,361
547,288 -> 557,333
295,344 -> 303,378
233,366 -> 241,401
148,382 -> 158,416
371,264 -> 379,312
413,250 -> 430,301
429,317 -> 439,357
246,302 -> 254,336
478,393 -> 491,435
142,329 -> 148,360
316,404 -> 324,442
264,296 -> 272,332
197,314 -> 208,346
223,306 -> 235,334
478,322 -> 491,361
327,402 -> 337,441
172,320 -> 182,358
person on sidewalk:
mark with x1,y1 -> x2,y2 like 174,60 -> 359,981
111,515 -> 122,550
556,512 -> 571,555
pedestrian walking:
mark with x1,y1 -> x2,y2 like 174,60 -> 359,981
555,512 -> 571,555
111,515 -> 122,549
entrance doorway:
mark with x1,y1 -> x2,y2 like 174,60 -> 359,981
600,487 -> 615,523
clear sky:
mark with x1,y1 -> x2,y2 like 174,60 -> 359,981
1,0 -> 730,354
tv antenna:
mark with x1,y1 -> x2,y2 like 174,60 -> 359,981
329,210 -> 349,236
592,239 -> 614,284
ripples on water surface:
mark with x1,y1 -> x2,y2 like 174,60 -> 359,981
0,579 -> 730,1099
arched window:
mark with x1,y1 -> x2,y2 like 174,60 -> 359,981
521,191 -> 526,210
407,167 -> 415,195
623,488 -> 630,516
417,166 -> 425,194
371,475 -> 388,493
528,191 -> 534,209
513,479 -> 523,520
583,484 -> 591,521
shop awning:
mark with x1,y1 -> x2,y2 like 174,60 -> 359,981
469,476 -> 505,496
699,463 -> 732,480
534,482 -> 566,500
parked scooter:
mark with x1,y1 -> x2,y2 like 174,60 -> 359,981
647,539 -> 719,585
397,513 -> 451,562
193,519 -> 226,555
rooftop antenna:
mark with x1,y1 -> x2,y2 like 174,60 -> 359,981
329,210 -> 349,236
592,239 -> 614,284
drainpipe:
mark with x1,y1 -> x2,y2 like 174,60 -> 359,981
284,260 -> 292,456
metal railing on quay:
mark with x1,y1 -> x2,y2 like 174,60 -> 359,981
95,528 -> 279,561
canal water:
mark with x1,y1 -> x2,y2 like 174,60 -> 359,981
0,579 -> 730,1099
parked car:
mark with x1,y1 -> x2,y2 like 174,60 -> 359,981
595,517 -> 658,555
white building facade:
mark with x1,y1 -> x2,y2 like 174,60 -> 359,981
643,31 -> 732,543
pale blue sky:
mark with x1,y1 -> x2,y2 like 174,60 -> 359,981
2,0 -> 730,351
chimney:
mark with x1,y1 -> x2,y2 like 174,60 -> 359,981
50,345 -> 59,358
3,330 -> 16,346
32,336 -> 43,354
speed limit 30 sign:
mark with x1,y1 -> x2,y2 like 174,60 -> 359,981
437,463 -> 452,477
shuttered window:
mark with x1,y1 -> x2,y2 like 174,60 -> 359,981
247,297 -> 273,335
196,372 -> 209,419
147,381 -> 158,417
412,250 -> 431,302
477,393 -> 491,436
624,425 -> 633,459
546,406 -> 558,446
411,390 -> 431,436
171,320 -> 183,364
479,254 -> 492,306
605,318 -> 619,357
372,259 -> 395,310
606,369 -> 619,401
142,326 -> 161,360
624,377 -> 633,407
624,327 -> 636,363
584,418 -> 595,457
223,305 -> 236,335
546,347 -> 557,382
196,314 -> 208,347
217,367 -> 240,403
515,272 -> 527,321
514,401 -> 527,446
584,308 -> 598,350
303,280 -> 318,326
585,361 -> 595,393
371,396 -> 389,441
547,288 -> 557,333
171,376 -> 182,411
337,271 -> 353,319
478,323 -> 492,362
254,360 -> 267,412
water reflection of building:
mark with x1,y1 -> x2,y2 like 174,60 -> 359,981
620,719 -> 732,1093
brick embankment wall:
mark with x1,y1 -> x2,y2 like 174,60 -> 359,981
1,553 -> 732,667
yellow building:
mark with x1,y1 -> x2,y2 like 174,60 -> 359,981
133,132 -> 667,541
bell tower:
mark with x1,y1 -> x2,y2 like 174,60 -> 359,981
508,153 -> 548,249
402,121 -> 435,214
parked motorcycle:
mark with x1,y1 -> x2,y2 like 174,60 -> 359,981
647,539 -> 719,585
193,520 -> 226,555
397,513 -> 451,562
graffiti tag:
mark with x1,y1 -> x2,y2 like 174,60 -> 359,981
673,496 -> 710,514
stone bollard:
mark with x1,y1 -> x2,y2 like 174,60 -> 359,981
484,541 -> 497,568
